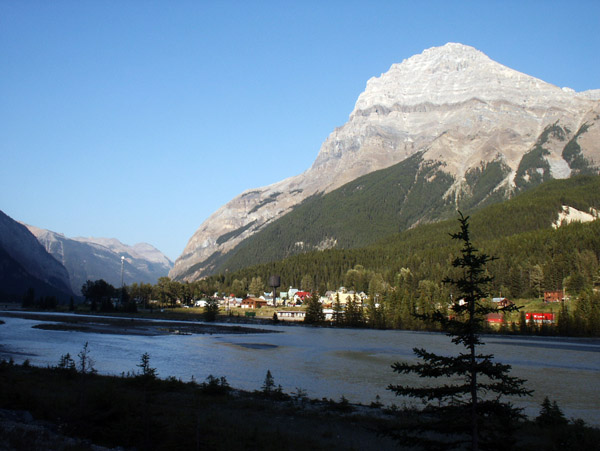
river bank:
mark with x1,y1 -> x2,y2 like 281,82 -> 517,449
0,311 -> 278,336
1,311 -> 598,427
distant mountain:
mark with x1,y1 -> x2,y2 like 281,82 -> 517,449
171,43 -> 600,281
25,226 -> 174,295
0,210 -> 73,300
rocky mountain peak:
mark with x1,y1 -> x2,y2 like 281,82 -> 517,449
170,44 -> 600,281
352,42 -> 583,115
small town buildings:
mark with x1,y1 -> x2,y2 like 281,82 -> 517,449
486,313 -> 504,325
222,296 -> 242,309
492,297 -> 514,308
194,299 -> 208,308
323,308 -> 334,321
544,291 -> 564,303
525,312 -> 555,324
241,297 -> 267,309
328,291 -> 362,307
293,291 -> 311,304
276,310 -> 306,322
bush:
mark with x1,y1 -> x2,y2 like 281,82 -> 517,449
199,375 -> 230,395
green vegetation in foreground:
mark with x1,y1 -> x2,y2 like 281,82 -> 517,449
0,355 -> 598,451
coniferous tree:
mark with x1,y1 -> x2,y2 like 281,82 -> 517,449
262,369 -> 275,395
332,292 -> 343,326
388,212 -> 532,450
304,291 -> 325,324
345,294 -> 364,327
204,298 -> 220,322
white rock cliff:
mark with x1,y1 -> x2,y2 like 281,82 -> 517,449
170,43 -> 600,281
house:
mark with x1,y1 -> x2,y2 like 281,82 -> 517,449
276,310 -> 306,322
293,291 -> 311,304
241,297 -> 267,309
222,296 -> 242,309
544,291 -> 564,303
329,291 -> 361,307
492,297 -> 514,308
486,313 -> 504,325
525,312 -> 555,324
194,299 -> 208,308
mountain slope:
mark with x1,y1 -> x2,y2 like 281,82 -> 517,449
0,210 -> 73,300
203,175 -> 600,296
171,43 -> 600,281
26,226 -> 174,295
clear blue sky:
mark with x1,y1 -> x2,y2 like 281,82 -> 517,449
1,1 -> 598,261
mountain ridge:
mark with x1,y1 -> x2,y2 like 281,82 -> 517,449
0,210 -> 73,300
25,225 -> 174,295
170,43 -> 600,281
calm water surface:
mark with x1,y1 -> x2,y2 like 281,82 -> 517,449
1,314 -> 598,425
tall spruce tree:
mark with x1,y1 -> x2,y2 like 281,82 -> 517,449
304,291 -> 325,324
388,212 -> 532,450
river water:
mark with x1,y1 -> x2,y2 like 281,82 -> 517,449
1,314 -> 598,426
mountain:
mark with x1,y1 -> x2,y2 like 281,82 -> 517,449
25,226 -> 174,295
0,210 -> 73,300
202,175 -> 600,298
171,43 -> 600,281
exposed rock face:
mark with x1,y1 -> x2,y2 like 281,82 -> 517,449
26,225 -> 173,295
171,43 -> 600,281
0,210 -> 72,298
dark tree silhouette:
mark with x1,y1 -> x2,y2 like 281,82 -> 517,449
204,298 -> 219,321
304,291 -> 325,324
388,212 -> 532,450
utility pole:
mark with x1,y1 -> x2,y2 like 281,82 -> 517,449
120,256 -> 125,305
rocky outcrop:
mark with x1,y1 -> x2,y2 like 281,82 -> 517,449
171,43 -> 600,281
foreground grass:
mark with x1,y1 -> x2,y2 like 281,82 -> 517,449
0,359 -> 599,451
0,360 -> 397,450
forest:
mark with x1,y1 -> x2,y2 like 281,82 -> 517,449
198,175 -> 600,336
27,176 -> 599,337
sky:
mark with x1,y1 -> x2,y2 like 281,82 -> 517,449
1,1 -> 599,261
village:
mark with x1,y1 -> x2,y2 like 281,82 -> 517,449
190,287 -> 567,326
193,287 -> 367,322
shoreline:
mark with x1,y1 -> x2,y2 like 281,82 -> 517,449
0,311 -> 279,336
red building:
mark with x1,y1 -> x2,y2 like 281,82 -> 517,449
486,313 -> 504,324
544,291 -> 564,303
293,291 -> 312,304
525,312 -> 555,324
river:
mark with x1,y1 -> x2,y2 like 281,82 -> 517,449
1,314 -> 598,426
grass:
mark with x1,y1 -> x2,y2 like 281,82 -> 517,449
0,360 -> 396,450
0,358 -> 598,451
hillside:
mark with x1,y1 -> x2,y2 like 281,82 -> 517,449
0,210 -> 73,301
187,153 -> 515,278
203,175 -> 600,299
